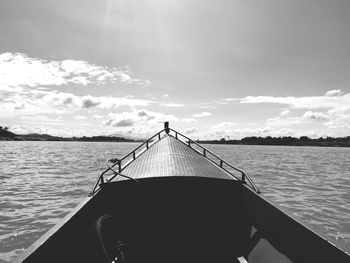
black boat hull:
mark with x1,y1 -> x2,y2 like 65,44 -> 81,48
13,177 -> 350,263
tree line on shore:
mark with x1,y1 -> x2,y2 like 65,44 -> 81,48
0,126 -> 136,142
198,135 -> 350,147
0,126 -> 14,138
1,125 -> 350,146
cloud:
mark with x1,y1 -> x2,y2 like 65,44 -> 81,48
8,124 -> 102,137
97,96 -> 149,109
239,90 -> 350,110
75,115 -> 87,120
206,122 -> 294,140
161,102 -> 184,107
266,106 -> 349,130
82,96 -> 101,108
0,52 -> 150,88
199,105 -> 216,109
92,114 -> 103,119
20,115 -> 62,123
41,92 -> 149,110
280,109 -> 290,117
222,98 -> 238,102
107,126 -> 163,140
62,97 -> 74,105
108,118 -> 135,127
192,111 -> 212,118
40,92 -> 77,107
14,102 -> 26,110
9,125 -> 50,135
325,89 -> 342,97
211,122 -> 236,130
181,118 -> 197,123
0,52 -> 154,122
325,106 -> 350,129
102,109 -> 178,128
267,110 -> 328,127
207,122 -> 279,140
184,127 -> 198,135
201,125 -> 331,140
0,53 -> 66,87
302,111 -> 328,121
202,126 -> 298,140
266,116 -> 305,126
237,90 -> 350,134
0,89 -> 150,119
0,96 -> 68,117
301,107 -> 349,129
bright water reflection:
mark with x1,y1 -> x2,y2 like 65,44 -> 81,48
0,141 -> 349,261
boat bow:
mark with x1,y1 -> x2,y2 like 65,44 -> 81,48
90,122 -> 260,196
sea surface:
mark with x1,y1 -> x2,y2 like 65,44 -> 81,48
0,141 -> 349,261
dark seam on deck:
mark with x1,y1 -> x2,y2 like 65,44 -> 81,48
121,135 -> 234,180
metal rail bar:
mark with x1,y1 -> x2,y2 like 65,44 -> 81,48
89,129 -> 167,195
168,128 -> 261,194
89,124 -> 260,196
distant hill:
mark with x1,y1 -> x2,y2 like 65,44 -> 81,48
0,126 -> 137,142
20,133 -> 66,141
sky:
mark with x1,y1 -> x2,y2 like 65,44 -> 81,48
0,0 -> 350,139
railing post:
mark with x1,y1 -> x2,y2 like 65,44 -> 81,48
118,160 -> 121,173
100,175 -> 104,184
220,160 -> 223,168
242,172 -> 246,182
203,149 -> 206,157
164,121 -> 169,134
158,133 -> 161,140
175,132 -> 178,139
133,151 -> 136,160
146,140 -> 149,149
188,139 -> 191,146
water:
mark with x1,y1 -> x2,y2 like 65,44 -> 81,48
0,141 -> 349,261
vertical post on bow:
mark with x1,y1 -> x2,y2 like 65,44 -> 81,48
164,121 -> 170,134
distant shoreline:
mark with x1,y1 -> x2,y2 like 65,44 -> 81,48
1,131 -> 350,147
0,134 -> 140,143
0,128 -> 141,142
1,126 -> 349,146
197,136 -> 350,147
197,141 -> 350,147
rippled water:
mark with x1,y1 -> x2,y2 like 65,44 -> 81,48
1,141 -> 349,261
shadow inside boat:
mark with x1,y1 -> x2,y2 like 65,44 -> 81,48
14,177 -> 350,263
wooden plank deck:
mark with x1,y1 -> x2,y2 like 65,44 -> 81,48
122,135 -> 234,180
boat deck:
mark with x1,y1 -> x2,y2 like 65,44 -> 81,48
122,135 -> 234,180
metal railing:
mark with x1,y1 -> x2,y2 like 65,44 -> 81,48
167,128 -> 260,194
89,124 -> 260,196
89,129 -> 168,196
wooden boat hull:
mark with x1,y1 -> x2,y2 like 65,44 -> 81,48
14,177 -> 350,263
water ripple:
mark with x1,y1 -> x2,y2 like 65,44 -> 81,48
205,144 -> 350,252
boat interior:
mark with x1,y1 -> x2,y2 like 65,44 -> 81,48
15,177 -> 349,263
16,177 -> 290,263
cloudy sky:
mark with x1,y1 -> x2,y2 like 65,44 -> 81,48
1,0 -> 349,139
